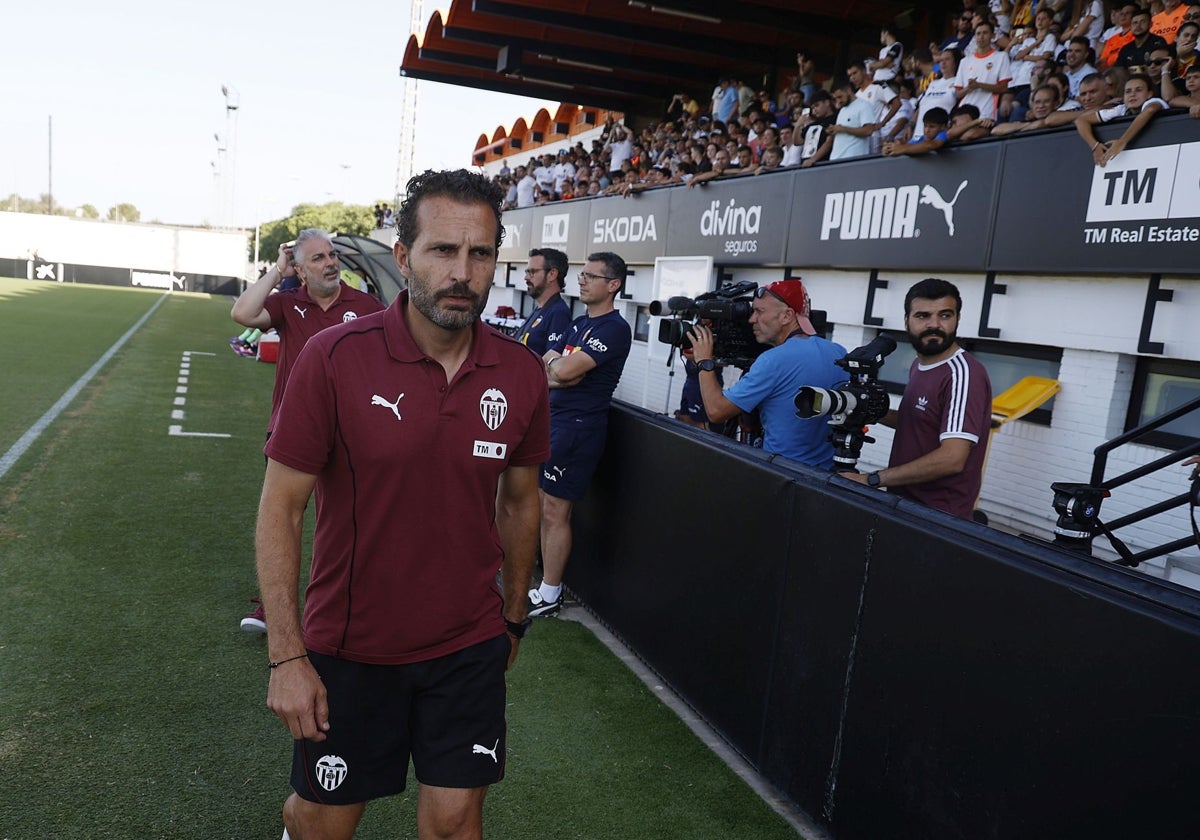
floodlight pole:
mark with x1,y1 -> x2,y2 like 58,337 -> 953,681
222,84 -> 240,227
47,116 -> 53,215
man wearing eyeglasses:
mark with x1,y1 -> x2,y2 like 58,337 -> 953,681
529,252 -> 632,618
688,278 -> 846,469
514,248 -> 571,355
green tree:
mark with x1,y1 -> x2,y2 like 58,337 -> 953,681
106,203 -> 141,222
255,201 -> 379,260
78,204 -> 100,219
2,193 -> 88,215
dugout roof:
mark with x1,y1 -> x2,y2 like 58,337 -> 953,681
399,1 -> 952,117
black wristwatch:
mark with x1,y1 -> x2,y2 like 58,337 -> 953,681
697,358 -> 716,372
867,471 -> 883,487
505,617 -> 533,639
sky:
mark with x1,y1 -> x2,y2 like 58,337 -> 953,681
2,1 -> 558,229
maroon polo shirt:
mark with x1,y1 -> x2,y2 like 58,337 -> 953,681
262,283 -> 384,434
265,292 -> 551,665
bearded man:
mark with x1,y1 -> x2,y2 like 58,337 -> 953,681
845,277 -> 993,520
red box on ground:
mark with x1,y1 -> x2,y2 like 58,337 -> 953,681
257,333 -> 279,363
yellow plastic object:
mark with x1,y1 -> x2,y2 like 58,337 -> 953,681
991,376 -> 1061,428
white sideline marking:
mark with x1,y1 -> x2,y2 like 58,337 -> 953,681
0,293 -> 169,482
168,425 -> 230,439
168,349 -> 230,439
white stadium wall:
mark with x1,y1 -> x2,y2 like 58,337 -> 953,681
0,212 -> 250,292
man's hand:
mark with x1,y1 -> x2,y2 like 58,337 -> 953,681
276,244 -> 296,279
687,323 -> 716,362
843,472 -> 873,486
1184,455 -> 1200,480
267,658 -> 330,742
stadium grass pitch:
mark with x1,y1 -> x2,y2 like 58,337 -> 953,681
0,278 -> 800,839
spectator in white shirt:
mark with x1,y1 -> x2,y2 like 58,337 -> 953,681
1066,0 -> 1106,51
1062,37 -> 1099,98
955,21 -> 1013,119
871,25 -> 905,83
1076,73 -> 1167,167
881,78 -> 917,143
916,49 -> 963,130
1008,10 -> 1059,107
848,60 -> 900,153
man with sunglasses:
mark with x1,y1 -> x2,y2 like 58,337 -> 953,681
514,248 -> 571,355
688,278 -> 845,469
530,253 -> 632,618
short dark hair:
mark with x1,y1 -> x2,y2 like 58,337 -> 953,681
586,251 -> 627,290
950,103 -> 980,120
905,278 -> 962,316
529,247 -> 569,288
809,89 -> 833,104
832,78 -> 856,94
1033,83 -> 1063,105
1127,72 -> 1155,90
922,107 -> 950,126
395,169 -> 506,250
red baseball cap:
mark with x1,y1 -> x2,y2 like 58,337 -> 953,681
759,278 -> 816,334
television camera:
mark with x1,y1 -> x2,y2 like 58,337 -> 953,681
794,334 -> 897,470
650,280 -> 765,371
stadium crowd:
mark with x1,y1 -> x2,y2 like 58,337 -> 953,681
496,1 -> 1199,207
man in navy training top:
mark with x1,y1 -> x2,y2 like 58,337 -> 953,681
256,169 -> 549,840
528,252 -> 632,618
846,277 -> 992,520
514,247 -> 571,355
688,278 -> 846,469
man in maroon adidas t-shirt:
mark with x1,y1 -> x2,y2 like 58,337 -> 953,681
231,229 -> 384,633
847,278 -> 992,520
255,170 -> 548,840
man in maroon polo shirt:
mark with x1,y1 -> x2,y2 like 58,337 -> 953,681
846,278 -> 992,520
231,229 -> 384,633
255,170 -> 548,840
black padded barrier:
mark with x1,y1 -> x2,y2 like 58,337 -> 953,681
570,403 -> 1200,839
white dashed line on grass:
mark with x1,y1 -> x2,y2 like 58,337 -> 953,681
168,351 -> 231,439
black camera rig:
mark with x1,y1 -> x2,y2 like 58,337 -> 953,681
794,334 -> 897,471
650,280 -> 765,371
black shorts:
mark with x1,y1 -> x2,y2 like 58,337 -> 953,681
291,634 -> 511,805
539,421 -> 607,501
